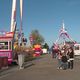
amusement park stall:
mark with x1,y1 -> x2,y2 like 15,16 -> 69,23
0,32 -> 14,65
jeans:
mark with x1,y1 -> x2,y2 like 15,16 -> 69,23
58,59 -> 62,68
62,62 -> 67,70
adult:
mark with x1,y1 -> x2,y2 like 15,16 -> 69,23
56,50 -> 62,69
67,47 -> 74,69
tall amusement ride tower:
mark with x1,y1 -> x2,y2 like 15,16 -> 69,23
10,0 -> 24,45
10,0 -> 23,33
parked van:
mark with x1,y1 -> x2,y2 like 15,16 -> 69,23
74,44 -> 80,56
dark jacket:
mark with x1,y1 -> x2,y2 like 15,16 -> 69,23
69,52 -> 74,58
61,55 -> 67,63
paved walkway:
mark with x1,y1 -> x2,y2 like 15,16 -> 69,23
0,54 -> 80,80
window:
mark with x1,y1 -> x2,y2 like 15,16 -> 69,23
0,42 -> 8,50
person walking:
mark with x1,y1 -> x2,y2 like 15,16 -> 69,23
51,45 -> 56,58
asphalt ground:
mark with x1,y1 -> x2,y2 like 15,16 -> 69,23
0,54 -> 80,80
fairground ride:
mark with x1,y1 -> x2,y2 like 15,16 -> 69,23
54,21 -> 75,48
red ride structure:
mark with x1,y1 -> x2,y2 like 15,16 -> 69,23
52,21 -> 75,58
55,21 -> 75,47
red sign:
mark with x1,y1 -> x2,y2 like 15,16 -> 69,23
6,32 -> 14,37
0,32 -> 14,39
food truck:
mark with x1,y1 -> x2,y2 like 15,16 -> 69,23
0,32 -> 14,64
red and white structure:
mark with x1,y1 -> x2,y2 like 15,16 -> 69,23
55,21 -> 75,45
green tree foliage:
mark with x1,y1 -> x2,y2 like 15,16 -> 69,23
43,43 -> 49,50
30,30 -> 44,45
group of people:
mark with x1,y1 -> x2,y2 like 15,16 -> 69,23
52,45 -> 74,70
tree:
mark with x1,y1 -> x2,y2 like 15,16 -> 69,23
29,30 -> 44,45
43,43 -> 49,50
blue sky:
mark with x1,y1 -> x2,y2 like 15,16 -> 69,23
0,0 -> 80,46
